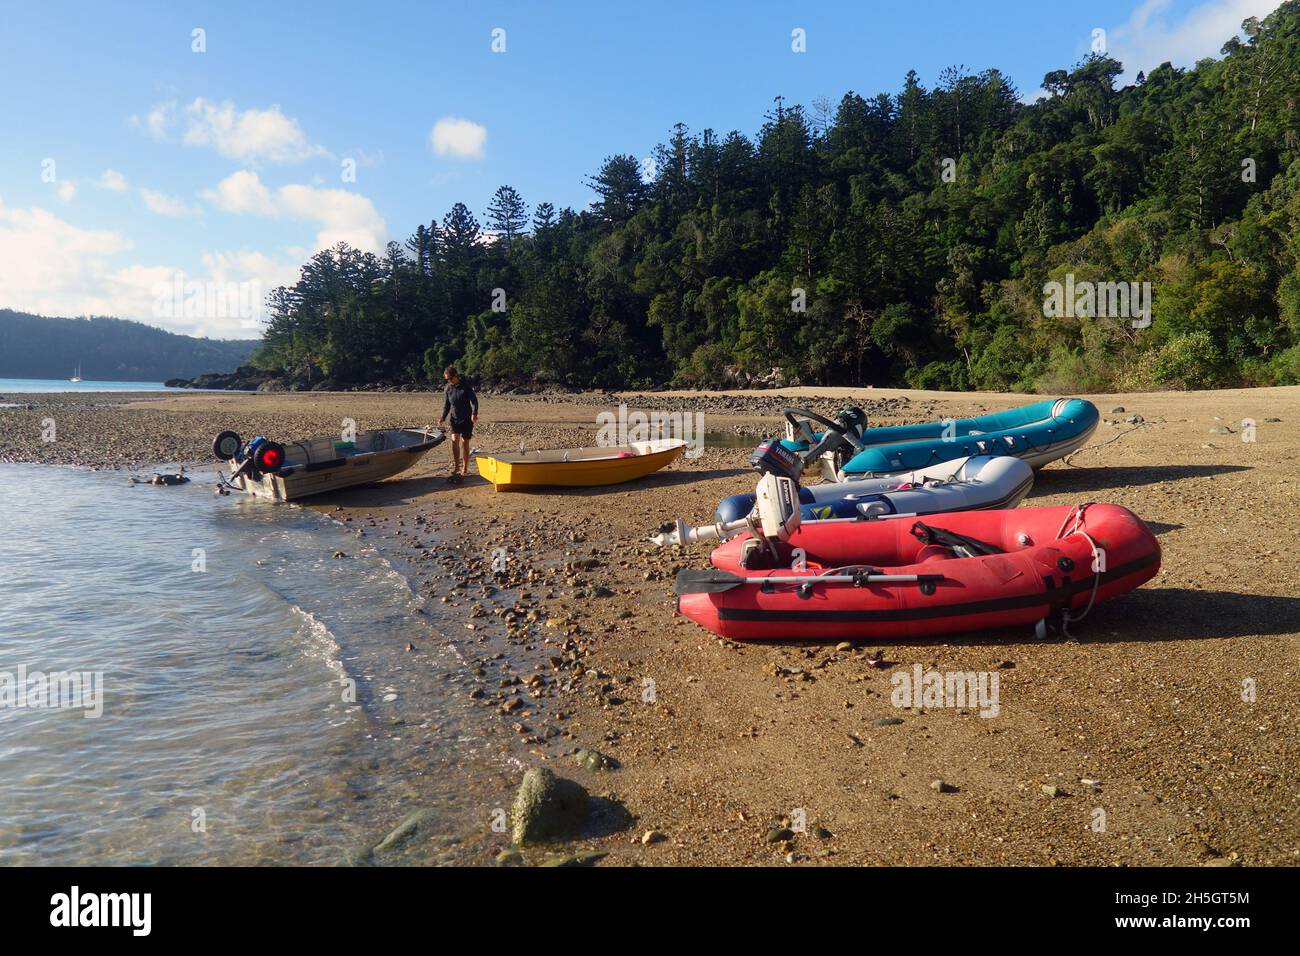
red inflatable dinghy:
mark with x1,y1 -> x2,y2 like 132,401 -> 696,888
676,504 -> 1160,641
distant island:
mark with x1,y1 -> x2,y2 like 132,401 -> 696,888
0,309 -> 258,382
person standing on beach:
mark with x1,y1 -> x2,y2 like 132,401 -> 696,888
437,366 -> 478,484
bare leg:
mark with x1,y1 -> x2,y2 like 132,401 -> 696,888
458,436 -> 470,475
451,437 -> 462,475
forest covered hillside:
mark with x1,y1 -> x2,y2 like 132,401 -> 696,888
0,310 -> 257,382
253,4 -> 1300,393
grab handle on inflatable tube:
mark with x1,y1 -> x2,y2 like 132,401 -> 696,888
675,568 -> 946,595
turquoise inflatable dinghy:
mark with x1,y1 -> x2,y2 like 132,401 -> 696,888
787,398 -> 1100,479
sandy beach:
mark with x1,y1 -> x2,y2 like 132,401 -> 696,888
3,385 -> 1297,866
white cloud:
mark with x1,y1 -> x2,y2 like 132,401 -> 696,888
139,188 -> 202,218
181,98 -> 327,164
277,184 -> 387,252
0,197 -> 133,318
201,249 -> 300,292
1107,0 -> 1285,80
430,117 -> 487,160
99,260 -> 283,337
98,169 -> 129,192
129,100 -> 176,140
100,249 -> 303,336
202,170 -> 387,253
126,251 -> 302,336
56,182 -> 77,203
201,169 -> 276,215
0,197 -> 293,337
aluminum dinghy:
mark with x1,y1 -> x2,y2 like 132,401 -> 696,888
213,428 -> 445,501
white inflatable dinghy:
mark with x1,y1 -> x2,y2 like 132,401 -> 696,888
654,454 -> 1034,546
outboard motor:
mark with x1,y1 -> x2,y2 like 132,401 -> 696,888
749,438 -> 806,483
836,406 -> 868,442
810,406 -> 867,477
738,474 -> 802,570
653,473 -> 800,548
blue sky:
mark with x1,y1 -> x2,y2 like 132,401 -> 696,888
0,0 -> 1278,338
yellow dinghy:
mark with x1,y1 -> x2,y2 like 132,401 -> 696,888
475,439 -> 687,491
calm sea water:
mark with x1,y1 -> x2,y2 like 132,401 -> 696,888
0,378 -> 173,393
0,464 -> 496,865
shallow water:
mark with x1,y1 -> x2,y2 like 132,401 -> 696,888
0,378 -> 175,393
703,430 -> 763,450
0,464 -> 498,864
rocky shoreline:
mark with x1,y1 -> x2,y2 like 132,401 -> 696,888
164,363 -> 809,396
166,366 -> 444,394
3,385 -> 1298,866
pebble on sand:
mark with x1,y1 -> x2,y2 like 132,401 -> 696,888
573,747 -> 619,772
539,850 -> 607,867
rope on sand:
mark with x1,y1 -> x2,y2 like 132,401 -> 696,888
1061,418 -> 1160,467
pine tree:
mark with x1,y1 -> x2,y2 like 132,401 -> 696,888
485,185 -> 529,239
585,155 -> 648,223
441,203 -> 480,264
532,202 -> 556,233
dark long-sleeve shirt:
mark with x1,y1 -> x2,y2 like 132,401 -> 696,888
441,381 -> 478,424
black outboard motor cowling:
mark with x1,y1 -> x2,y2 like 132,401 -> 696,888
836,406 -> 868,440
749,438 -> 805,482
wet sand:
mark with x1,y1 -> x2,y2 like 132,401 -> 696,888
3,385 -> 1297,865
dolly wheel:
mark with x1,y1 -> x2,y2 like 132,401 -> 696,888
254,441 -> 286,472
213,431 -> 243,461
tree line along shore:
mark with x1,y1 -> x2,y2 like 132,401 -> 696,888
228,9 -> 1300,399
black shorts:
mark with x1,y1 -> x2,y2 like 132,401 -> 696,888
450,421 -> 473,439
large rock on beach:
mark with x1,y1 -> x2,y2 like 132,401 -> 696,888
511,767 -> 589,845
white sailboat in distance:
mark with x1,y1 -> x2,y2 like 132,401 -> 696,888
69,364 -> 82,383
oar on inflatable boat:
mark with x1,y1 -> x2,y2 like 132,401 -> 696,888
676,568 -> 947,594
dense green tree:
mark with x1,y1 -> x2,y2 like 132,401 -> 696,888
251,5 -> 1300,392
586,155 -> 649,224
